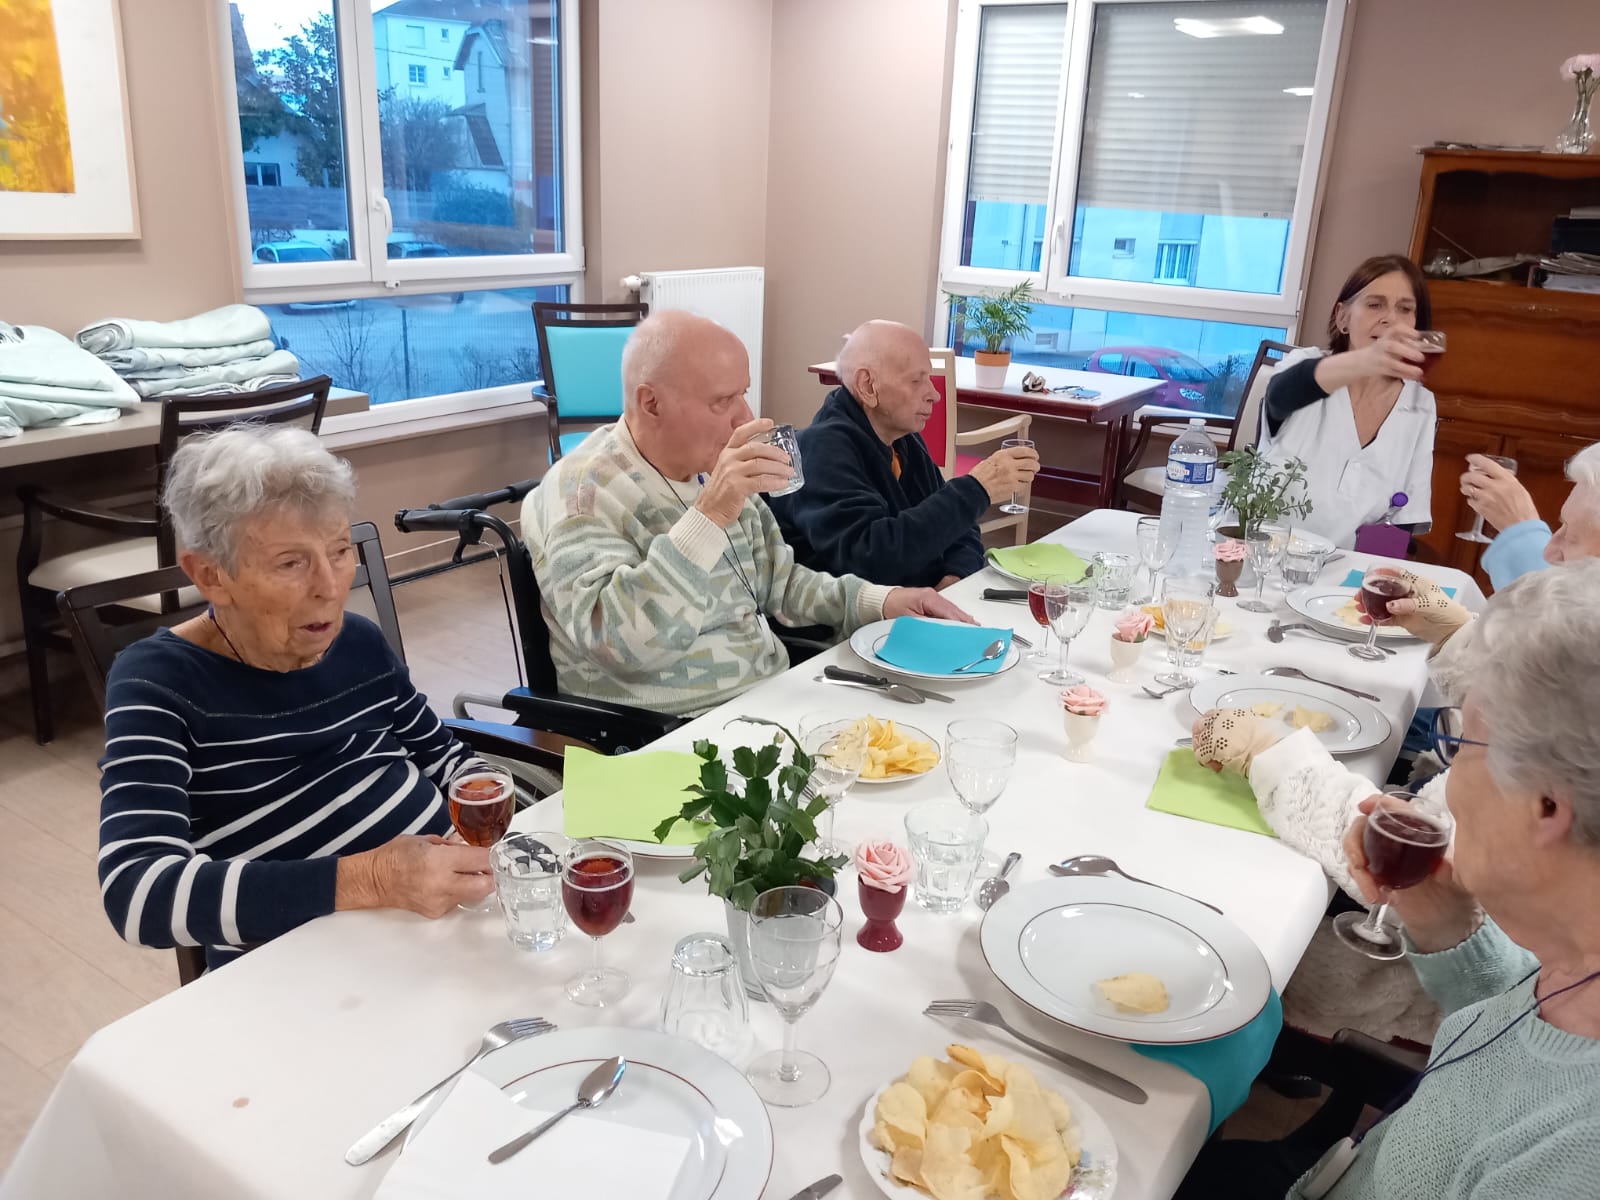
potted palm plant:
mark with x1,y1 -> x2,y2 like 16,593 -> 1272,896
1217,447 -> 1313,537
948,281 -> 1035,388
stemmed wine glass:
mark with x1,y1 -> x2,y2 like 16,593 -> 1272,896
999,437 -> 1035,515
1352,566 -> 1410,662
1333,790 -> 1453,961
560,838 -> 635,1006
1237,531 -> 1281,614
1134,516 -> 1178,605
1040,579 -> 1094,686
944,719 -> 1017,870
744,886 -> 844,1106
1025,580 -> 1055,663
447,761 -> 516,912
797,713 -> 865,859
1155,577 -> 1214,689
1456,455 -> 1518,544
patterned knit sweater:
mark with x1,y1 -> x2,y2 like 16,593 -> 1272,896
522,419 -> 892,716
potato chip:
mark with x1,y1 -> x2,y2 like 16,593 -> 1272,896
921,1123 -> 988,1200
907,1055 -> 958,1112
873,1081 -> 928,1153
857,714 -> 939,780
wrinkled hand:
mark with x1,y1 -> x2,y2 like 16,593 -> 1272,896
1461,455 -> 1539,532
1359,566 -> 1472,647
1355,329 -> 1426,383
694,418 -> 795,527
1191,707 -> 1281,775
1344,796 -> 1480,952
968,445 -> 1042,505
883,587 -> 977,625
338,834 -> 494,918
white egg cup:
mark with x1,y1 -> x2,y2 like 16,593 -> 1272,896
1062,710 -> 1101,762
1107,635 -> 1145,684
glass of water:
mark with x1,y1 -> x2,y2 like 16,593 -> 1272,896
999,437 -> 1035,515
1092,551 -> 1135,609
491,831 -> 572,952
905,800 -> 989,914
744,887 -> 844,1106
660,933 -> 749,1062
1281,533 -> 1333,588
758,423 -> 806,498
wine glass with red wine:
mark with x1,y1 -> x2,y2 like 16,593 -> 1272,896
1333,790 -> 1453,961
447,762 -> 515,912
1025,580 -> 1054,663
1351,566 -> 1411,662
560,839 -> 635,1006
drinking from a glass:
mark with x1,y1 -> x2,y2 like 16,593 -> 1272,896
447,762 -> 515,912
560,838 -> 635,1006
998,437 -> 1035,515
1155,577 -> 1214,689
1333,790 -> 1453,960
744,886 -> 844,1106
1456,454 -> 1519,544
1040,578 -> 1094,686
1416,328 -> 1447,380
756,423 -> 805,497
1353,565 -> 1411,661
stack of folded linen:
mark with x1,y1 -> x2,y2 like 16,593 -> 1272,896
0,323 -> 140,438
76,304 -> 301,398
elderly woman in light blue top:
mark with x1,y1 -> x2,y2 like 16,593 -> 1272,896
1461,441 -> 1600,589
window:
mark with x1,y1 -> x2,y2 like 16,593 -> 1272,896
1155,241 -> 1198,284
440,27 -> 450,40
222,0 -> 582,416
405,23 -> 424,48
1111,237 -> 1135,258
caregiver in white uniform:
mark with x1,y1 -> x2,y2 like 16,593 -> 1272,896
1259,255 -> 1437,549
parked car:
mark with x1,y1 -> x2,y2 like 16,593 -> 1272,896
1083,346 -> 1217,410
253,240 -> 335,264
387,237 -> 452,259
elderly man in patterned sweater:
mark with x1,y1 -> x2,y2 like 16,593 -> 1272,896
523,311 -> 972,716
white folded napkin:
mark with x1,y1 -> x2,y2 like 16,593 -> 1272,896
374,1072 -> 691,1199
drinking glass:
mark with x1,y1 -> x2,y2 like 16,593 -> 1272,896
447,762 -> 516,912
1040,579 -> 1094,686
1156,578 -> 1214,688
1092,551 -> 1135,609
560,838 -> 635,1006
757,423 -> 805,497
905,801 -> 989,913
999,437 -> 1035,515
1259,520 -> 1293,591
943,718 -> 1017,864
1456,455 -> 1518,544
1352,565 -> 1410,662
660,932 -> 750,1062
744,887 -> 844,1106
491,831 -> 571,952
798,713 -> 866,859
1333,790 -> 1453,961
1417,328 -> 1447,381
1134,515 -> 1178,604
1025,580 -> 1055,663
1163,609 -> 1218,682
1237,532 -> 1280,613
1281,533 -> 1333,588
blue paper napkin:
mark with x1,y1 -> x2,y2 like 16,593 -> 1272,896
875,618 -> 1013,675
1340,569 -> 1456,597
1133,988 -> 1283,1136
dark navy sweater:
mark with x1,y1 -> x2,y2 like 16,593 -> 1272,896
770,386 -> 989,588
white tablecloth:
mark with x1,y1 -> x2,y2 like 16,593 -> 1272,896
2,511 -> 1484,1200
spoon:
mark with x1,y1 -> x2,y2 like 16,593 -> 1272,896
1049,854 -> 1223,915
1261,665 -> 1381,702
1141,681 -> 1189,700
952,639 -> 1007,673
488,1056 -> 627,1164
976,851 -> 1022,910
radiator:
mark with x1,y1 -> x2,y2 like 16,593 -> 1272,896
625,267 -> 765,414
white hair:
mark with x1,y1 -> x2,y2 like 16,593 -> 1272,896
621,310 -> 729,408
161,424 -> 355,571
1566,442 -> 1600,502
1468,558 -> 1600,847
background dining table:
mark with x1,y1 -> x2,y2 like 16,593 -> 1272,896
1,510 -> 1485,1200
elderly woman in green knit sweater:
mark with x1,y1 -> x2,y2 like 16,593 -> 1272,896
1178,558 -> 1600,1199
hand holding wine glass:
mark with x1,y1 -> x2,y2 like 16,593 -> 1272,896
1342,794 -> 1479,954
1458,454 -> 1534,539
447,762 -> 516,912
1351,565 -> 1410,661
1332,789 -> 1456,960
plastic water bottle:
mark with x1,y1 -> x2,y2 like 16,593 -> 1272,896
1158,418 -> 1218,577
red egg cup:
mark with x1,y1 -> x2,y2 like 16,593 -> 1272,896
857,877 -> 906,952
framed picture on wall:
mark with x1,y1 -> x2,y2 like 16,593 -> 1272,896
0,0 -> 139,239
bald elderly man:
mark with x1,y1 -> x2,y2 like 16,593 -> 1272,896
770,321 -> 1040,589
522,311 -> 972,717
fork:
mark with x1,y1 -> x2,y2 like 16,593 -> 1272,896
924,1000 -> 1147,1104
344,1016 -> 557,1164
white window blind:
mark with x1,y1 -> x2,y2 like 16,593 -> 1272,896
967,4 -> 1070,205
1075,0 -> 1326,219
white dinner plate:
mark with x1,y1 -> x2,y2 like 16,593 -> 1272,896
1189,672 -> 1393,756
852,720 -> 941,785
858,1060 -> 1119,1199
980,876 -> 1271,1044
406,1027 -> 773,1199
850,618 -> 1023,682
1285,586 -> 1418,642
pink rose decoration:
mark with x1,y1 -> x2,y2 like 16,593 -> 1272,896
856,840 -> 912,893
1561,54 -> 1600,81
1214,538 -> 1248,563
1113,609 -> 1154,643
1061,685 -> 1108,717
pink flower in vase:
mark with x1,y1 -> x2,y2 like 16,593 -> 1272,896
1061,685 -> 1108,717
855,840 -> 911,892
1113,609 -> 1154,644
855,840 -> 910,952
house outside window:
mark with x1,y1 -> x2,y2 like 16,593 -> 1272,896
405,23 -> 423,48
1155,241 -> 1198,284
408,63 -> 426,85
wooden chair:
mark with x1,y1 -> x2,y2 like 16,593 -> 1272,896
926,348 -> 1034,545
1116,340 -> 1296,512
532,301 -> 647,462
17,376 -> 333,743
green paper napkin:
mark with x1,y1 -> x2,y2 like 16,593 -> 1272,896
985,543 -> 1088,582
1145,749 -> 1276,838
562,746 -> 712,845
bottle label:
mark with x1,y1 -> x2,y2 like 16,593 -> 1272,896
1166,459 -> 1216,486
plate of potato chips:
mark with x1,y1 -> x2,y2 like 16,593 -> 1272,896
852,715 -> 942,784
858,1043 -> 1117,1200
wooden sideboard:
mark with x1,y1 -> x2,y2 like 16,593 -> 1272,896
1408,148 -> 1600,584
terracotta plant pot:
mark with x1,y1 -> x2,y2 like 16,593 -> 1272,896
973,350 -> 1011,389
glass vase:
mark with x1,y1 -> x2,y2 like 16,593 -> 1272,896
1555,87 -> 1596,154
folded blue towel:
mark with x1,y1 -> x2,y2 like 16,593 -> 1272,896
875,618 -> 1012,675
1340,569 -> 1456,597
1133,988 -> 1283,1136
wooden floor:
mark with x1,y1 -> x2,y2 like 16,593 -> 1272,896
0,554 -> 1314,1172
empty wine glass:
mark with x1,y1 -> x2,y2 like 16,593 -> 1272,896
1333,790 -> 1453,961
797,713 -> 865,859
1352,565 -> 1410,662
945,719 -> 1016,873
1134,516 -> 1177,604
744,886 -> 844,1107
999,437 -> 1035,516
1237,532 -> 1280,613
1155,577 -> 1214,689
1456,455 -> 1518,543
1040,579 -> 1094,686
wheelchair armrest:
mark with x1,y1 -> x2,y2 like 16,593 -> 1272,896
444,718 -> 566,774
1327,1027 -> 1428,1110
499,686 -> 683,755
20,486 -> 159,537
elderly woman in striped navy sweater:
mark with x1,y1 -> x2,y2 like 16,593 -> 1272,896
99,425 -> 491,970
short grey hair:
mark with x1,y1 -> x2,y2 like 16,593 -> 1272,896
1468,558 -> 1600,847
161,424 -> 356,571
1566,442 -> 1600,501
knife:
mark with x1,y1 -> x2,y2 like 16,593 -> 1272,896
983,588 -> 1030,603
824,665 -> 954,703
784,1175 -> 842,1200
816,674 -> 924,704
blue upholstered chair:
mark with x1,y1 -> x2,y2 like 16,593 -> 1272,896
532,301 -> 648,461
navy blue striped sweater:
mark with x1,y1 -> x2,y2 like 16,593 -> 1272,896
98,614 -> 464,969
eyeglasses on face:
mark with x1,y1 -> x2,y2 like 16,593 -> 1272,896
1430,707 -> 1489,765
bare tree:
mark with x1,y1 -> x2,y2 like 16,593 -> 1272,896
319,305 -> 392,397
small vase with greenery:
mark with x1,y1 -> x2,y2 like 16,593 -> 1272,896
1217,447 -> 1313,536
947,280 -> 1035,387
